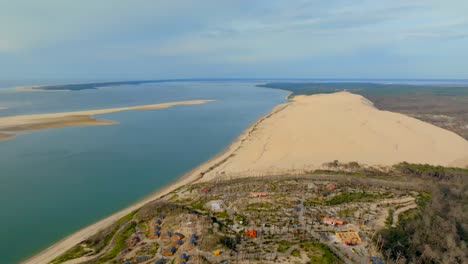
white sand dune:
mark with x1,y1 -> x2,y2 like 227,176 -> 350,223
197,91 -> 468,179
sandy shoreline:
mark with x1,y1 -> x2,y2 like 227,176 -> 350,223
21,98 -> 281,264
0,100 -> 213,142
23,92 -> 468,263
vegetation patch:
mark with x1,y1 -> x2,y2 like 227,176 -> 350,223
98,221 -> 137,263
276,240 -> 294,253
213,210 -> 230,219
300,241 -> 342,264
291,248 -> 301,257
376,165 -> 467,263
325,191 -> 384,205
50,245 -> 92,264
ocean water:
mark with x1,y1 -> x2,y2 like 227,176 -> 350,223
0,81 -> 288,263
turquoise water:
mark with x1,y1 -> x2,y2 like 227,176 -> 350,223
0,81 -> 287,263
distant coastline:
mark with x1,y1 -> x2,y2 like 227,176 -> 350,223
15,78 -> 468,92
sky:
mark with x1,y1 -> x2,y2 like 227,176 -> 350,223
1,0 -> 468,80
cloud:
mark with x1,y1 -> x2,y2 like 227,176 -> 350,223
0,0 -> 467,78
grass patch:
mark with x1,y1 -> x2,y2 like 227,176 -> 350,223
97,221 -> 137,263
276,240 -> 294,253
148,242 -> 159,255
300,241 -> 342,264
291,248 -> 301,257
304,198 -> 324,206
117,210 -> 137,225
234,213 -> 248,225
50,245 -> 92,264
190,202 -> 207,211
325,192 -> 384,205
339,208 -> 358,217
213,210 -> 230,219
138,221 -> 149,238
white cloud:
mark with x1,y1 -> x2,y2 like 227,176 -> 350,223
1,0 -> 468,78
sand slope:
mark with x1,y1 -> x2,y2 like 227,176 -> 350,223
0,100 -> 213,141
199,92 -> 468,179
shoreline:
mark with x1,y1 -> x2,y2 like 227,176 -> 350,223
22,98 -> 287,264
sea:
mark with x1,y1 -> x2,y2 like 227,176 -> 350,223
0,80 -> 288,263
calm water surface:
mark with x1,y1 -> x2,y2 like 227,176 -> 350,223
0,81 -> 287,263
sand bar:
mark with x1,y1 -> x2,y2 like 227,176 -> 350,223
0,133 -> 15,141
0,100 -> 213,141
24,92 -> 468,263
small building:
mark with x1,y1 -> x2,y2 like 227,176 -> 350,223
335,231 -> 361,245
245,229 -> 257,238
135,255 -> 150,262
180,253 -> 188,260
189,239 -> 197,245
210,201 -> 222,211
322,217 -> 344,226
163,246 -> 177,256
155,258 -> 166,264
191,233 -> 198,240
250,192 -> 269,197
154,225 -> 161,231
155,219 -> 162,225
154,231 -> 161,238
169,246 -> 177,254
176,239 -> 184,245
213,250 -> 222,256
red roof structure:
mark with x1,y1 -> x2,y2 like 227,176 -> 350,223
244,229 -> 257,238
322,217 -> 344,226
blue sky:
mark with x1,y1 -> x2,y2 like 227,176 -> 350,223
1,0 -> 468,80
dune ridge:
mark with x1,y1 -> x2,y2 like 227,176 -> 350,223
0,100 -> 213,141
196,91 -> 468,180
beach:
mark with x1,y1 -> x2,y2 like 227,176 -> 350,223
0,100 -> 213,141
23,91 -> 468,263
